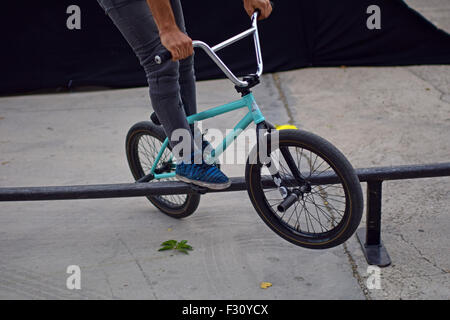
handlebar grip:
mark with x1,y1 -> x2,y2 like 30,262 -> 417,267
154,50 -> 172,65
254,1 -> 275,15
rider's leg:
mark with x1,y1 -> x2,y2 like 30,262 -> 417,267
97,0 -> 193,153
170,0 -> 198,131
97,0 -> 230,189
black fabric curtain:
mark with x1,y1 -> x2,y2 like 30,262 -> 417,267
1,0 -> 449,95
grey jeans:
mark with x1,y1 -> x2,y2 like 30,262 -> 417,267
97,0 -> 196,149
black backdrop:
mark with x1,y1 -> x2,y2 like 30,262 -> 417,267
1,0 -> 449,95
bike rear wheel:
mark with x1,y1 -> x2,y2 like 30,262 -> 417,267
126,121 -> 200,218
245,129 -> 363,249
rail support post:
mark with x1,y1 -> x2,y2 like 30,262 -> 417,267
356,180 -> 392,267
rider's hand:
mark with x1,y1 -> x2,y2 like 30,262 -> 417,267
159,27 -> 193,61
243,0 -> 272,20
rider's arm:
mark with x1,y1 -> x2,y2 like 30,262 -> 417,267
243,0 -> 273,19
146,0 -> 193,61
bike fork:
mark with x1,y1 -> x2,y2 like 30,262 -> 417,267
256,122 -> 307,204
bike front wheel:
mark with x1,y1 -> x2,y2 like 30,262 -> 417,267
245,129 -> 363,249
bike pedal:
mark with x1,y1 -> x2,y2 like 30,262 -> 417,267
150,112 -> 161,125
189,184 -> 208,195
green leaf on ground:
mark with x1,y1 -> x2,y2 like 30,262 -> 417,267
158,240 -> 194,254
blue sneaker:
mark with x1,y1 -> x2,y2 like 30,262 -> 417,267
176,159 -> 231,190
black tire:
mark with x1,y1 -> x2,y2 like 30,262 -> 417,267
245,129 -> 363,249
126,121 -> 200,218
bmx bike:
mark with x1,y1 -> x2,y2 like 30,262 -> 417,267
126,11 -> 363,249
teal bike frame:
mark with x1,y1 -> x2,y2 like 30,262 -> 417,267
150,92 -> 265,180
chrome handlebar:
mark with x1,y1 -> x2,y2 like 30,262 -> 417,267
155,12 -> 263,88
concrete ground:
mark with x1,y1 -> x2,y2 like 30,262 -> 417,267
0,2 -> 449,300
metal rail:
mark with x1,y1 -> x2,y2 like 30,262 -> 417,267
1,162 -> 449,267
354,162 -> 450,267
1,163 -> 448,202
